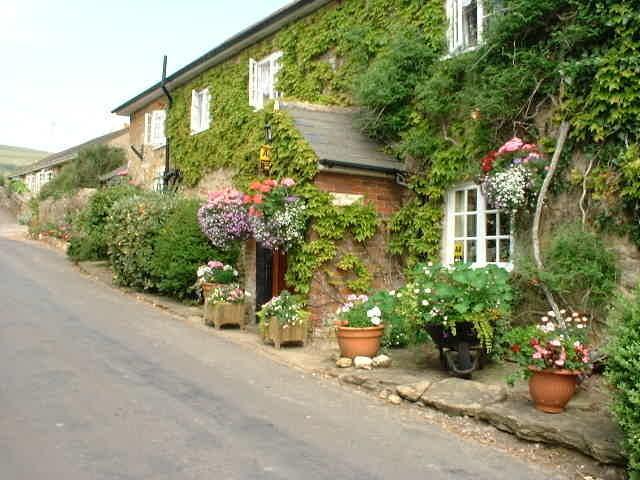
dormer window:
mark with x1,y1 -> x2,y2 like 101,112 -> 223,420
447,0 -> 484,54
249,51 -> 283,110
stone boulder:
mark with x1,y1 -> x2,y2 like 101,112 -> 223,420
420,378 -> 507,417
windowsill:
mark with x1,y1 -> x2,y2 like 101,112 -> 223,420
440,44 -> 480,60
151,143 -> 166,151
190,128 -> 209,136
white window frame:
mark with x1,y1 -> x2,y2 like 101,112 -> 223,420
144,110 -> 166,148
190,88 -> 211,135
443,182 -> 513,270
249,51 -> 283,110
446,0 -> 485,54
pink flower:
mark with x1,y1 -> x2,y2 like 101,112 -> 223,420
208,261 -> 224,269
264,179 -> 278,188
532,352 -> 542,359
497,137 -> 525,155
280,177 -> 296,187
555,359 -> 565,367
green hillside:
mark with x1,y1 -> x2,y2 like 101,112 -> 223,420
0,145 -> 50,175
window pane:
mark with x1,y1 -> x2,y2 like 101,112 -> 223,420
467,188 -> 477,211
499,239 -> 511,262
455,216 -> 464,237
455,190 -> 465,212
499,212 -> 511,235
486,213 -> 497,236
454,240 -> 464,262
487,239 -> 497,263
466,240 -> 477,263
466,214 -> 477,237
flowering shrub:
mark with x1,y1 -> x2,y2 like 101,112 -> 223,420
196,261 -> 238,286
245,178 -> 307,251
206,285 -> 248,305
336,294 -> 386,329
197,188 -> 252,249
506,310 -> 592,384
480,137 -> 547,212
397,262 -> 513,352
257,291 -> 309,327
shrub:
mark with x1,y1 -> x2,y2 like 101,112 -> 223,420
538,225 -> 618,312
152,199 -> 239,299
39,145 -> 125,200
0,174 -> 5,187
67,185 -> 139,261
105,192 -> 177,290
606,292 -> 640,478
8,178 -> 28,194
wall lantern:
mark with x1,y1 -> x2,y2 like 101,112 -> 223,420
260,123 -> 273,173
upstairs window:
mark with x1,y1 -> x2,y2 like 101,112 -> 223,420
249,51 -> 283,110
190,88 -> 211,134
144,110 -> 166,148
443,183 -> 513,269
447,0 -> 485,54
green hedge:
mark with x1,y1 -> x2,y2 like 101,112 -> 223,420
151,199 -> 239,299
607,292 -> 640,478
105,192 -> 177,290
68,185 -> 140,261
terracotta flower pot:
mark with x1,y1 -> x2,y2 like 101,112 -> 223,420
202,282 -> 224,297
336,325 -> 384,358
528,367 -> 579,413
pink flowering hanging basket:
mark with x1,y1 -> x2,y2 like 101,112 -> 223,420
528,366 -> 579,414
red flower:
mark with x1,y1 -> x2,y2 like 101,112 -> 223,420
242,194 -> 253,204
510,344 -> 521,353
263,179 -> 278,187
481,150 -> 497,173
252,193 -> 264,204
249,180 -> 262,191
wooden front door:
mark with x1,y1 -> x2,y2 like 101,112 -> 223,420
255,245 -> 288,312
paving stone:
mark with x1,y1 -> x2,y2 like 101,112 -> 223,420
396,381 -> 432,402
339,374 -> 367,386
420,378 -> 507,416
478,399 -> 626,465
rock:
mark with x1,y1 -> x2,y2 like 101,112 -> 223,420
420,378 -> 507,417
372,354 -> 392,368
378,389 -> 391,400
388,394 -> 402,405
396,380 -> 432,403
336,357 -> 353,368
339,374 -> 367,386
478,399 -> 626,465
354,356 -> 373,370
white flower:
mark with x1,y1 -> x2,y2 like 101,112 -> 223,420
547,310 -> 555,317
424,288 -> 432,294
367,306 -> 382,319
389,290 -> 396,296
370,316 -> 382,326
577,323 -> 585,329
427,262 -> 433,267
572,312 -> 580,318
397,293 -> 402,298
233,269 -> 239,276
541,316 -> 549,323
414,288 -> 420,294
421,300 -> 429,306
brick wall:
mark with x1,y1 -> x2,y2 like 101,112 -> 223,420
127,100 -> 167,189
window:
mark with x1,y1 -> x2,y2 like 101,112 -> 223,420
190,88 -> 211,134
447,0 -> 484,54
444,183 -> 513,269
144,110 -> 166,147
249,51 -> 283,109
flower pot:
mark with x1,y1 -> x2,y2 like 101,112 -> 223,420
528,367 -> 579,413
204,302 -> 246,329
261,317 -> 309,348
335,325 -> 384,358
202,282 -> 224,297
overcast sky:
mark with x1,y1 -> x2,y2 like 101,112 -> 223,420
0,0 -> 291,153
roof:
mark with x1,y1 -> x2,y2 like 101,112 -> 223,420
281,102 -> 405,174
112,0 -> 332,116
99,165 -> 129,182
10,128 -> 129,178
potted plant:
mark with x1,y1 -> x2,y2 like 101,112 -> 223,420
244,178 -> 307,251
397,262 -> 513,377
204,285 -> 248,329
506,311 -> 592,413
196,260 -> 239,297
258,291 -> 310,348
198,188 -> 253,248
335,294 -> 385,358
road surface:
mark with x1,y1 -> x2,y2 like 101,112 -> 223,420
0,213 -> 551,479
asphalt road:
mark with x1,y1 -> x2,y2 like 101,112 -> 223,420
0,227 -> 551,479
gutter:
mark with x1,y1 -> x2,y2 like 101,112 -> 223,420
319,158 -> 403,175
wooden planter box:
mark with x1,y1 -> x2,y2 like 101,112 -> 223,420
204,302 -> 246,329
202,282 -> 225,298
261,317 -> 309,349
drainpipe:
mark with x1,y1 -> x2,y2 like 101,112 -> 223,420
161,55 -> 173,190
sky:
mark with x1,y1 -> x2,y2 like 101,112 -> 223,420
0,0 -> 292,153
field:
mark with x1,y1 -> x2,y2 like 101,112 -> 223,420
0,145 -> 49,175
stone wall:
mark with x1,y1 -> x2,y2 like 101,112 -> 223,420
37,188 -> 95,227
127,100 -> 167,189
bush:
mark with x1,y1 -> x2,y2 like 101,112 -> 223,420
39,145 -> 125,200
151,199 -> 239,299
67,185 -> 140,261
539,224 -> 618,311
606,292 -> 640,478
105,192 -> 177,290
8,178 -> 28,194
